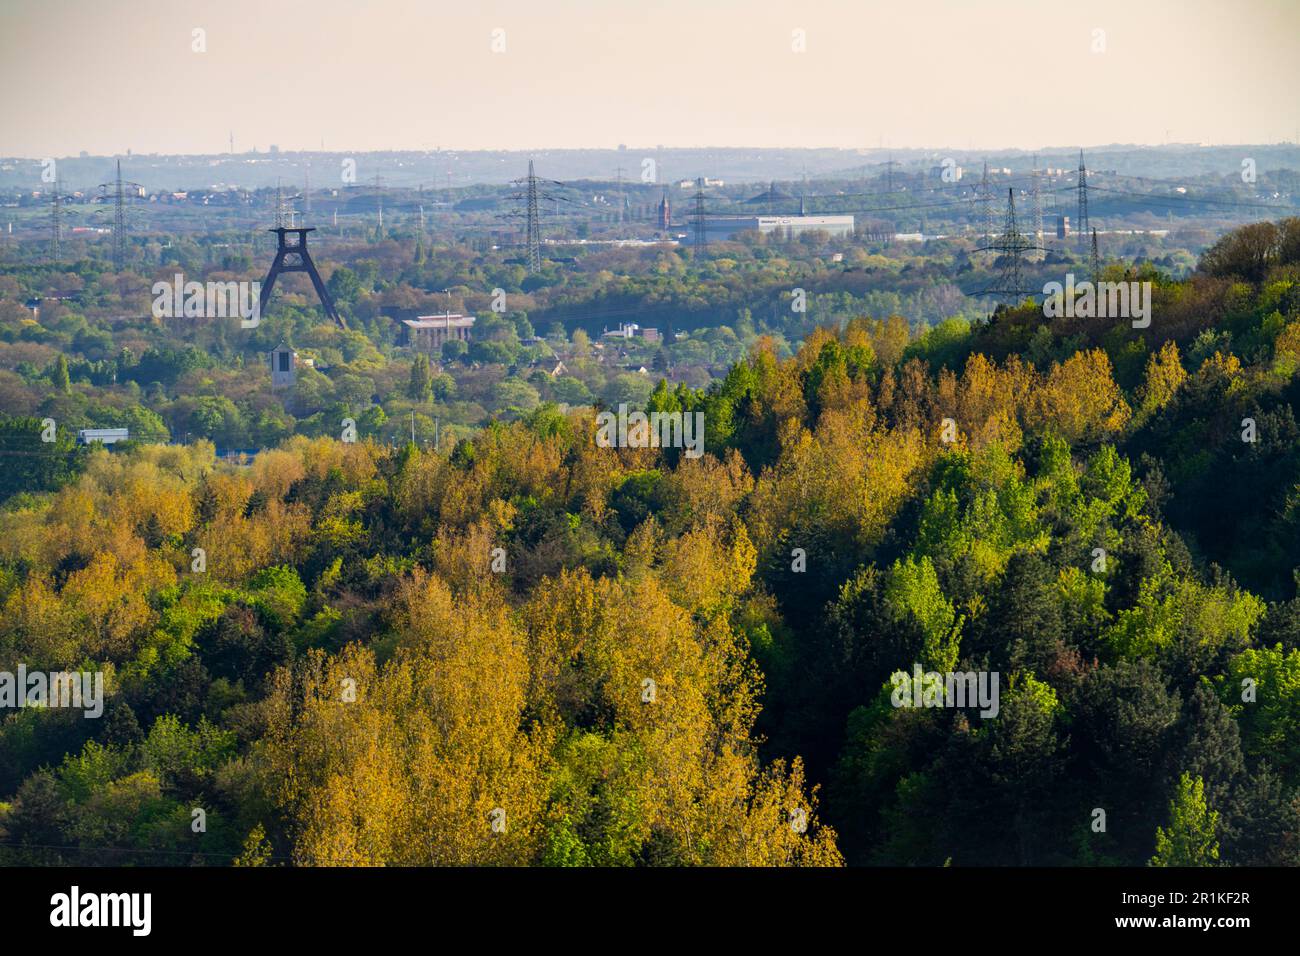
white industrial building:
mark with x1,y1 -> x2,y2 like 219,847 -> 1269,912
692,214 -> 854,243
77,428 -> 129,446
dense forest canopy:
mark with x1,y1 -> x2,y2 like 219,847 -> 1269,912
1,218 -> 1300,866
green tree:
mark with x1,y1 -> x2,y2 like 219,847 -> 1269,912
1150,773 -> 1219,867
441,338 -> 469,363
54,354 -> 71,394
1222,645 -> 1300,783
408,353 -> 433,402
326,266 -> 362,302
0,414 -> 84,499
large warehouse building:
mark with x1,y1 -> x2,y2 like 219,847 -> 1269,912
692,214 -> 854,243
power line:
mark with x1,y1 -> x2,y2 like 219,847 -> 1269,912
0,839 -> 380,867
1085,184 -> 1300,213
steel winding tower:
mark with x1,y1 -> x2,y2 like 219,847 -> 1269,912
260,227 -> 346,330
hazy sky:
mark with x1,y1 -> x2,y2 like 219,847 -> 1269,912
1,0 -> 1297,157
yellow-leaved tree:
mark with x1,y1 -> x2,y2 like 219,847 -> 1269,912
524,563 -> 842,866
255,570 -> 551,865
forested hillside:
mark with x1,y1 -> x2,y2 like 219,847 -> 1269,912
2,219 -> 1299,866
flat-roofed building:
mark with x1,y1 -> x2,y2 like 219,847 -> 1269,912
403,313 -> 475,352
77,428 -> 129,446
692,214 -> 854,243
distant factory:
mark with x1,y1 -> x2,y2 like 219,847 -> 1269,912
688,214 -> 855,244
600,322 -> 660,342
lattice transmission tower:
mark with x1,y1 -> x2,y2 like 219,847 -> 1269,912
976,161 -> 997,244
274,179 -> 298,228
49,178 -> 62,262
525,160 -> 541,273
1030,160 -> 1044,261
692,178 -> 707,252
98,160 -> 142,272
1076,149 -> 1091,250
373,173 -> 385,239
978,188 -> 1039,304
